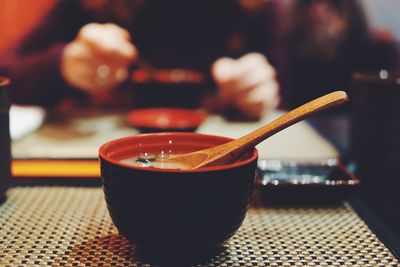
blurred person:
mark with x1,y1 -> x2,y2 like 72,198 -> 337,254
284,0 -> 399,109
0,0 -> 284,119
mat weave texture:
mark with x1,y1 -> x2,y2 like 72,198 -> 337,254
0,187 -> 398,266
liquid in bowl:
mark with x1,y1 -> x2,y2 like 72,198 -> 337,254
120,154 -> 189,170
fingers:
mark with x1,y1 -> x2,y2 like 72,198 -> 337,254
63,59 -> 125,93
236,82 -> 280,117
61,41 -> 130,95
234,53 -> 276,91
212,53 -> 280,118
213,53 -> 275,87
212,57 -> 237,84
78,23 -> 137,64
61,23 -> 137,96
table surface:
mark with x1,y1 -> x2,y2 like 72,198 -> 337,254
11,109 -> 339,177
1,186 -> 399,266
12,109 -> 338,160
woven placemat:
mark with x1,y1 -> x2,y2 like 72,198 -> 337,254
0,187 -> 398,266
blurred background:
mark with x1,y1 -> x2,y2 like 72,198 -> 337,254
2,0 -> 399,160
1,0 -> 399,112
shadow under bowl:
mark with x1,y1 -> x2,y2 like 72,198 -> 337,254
99,132 -> 258,255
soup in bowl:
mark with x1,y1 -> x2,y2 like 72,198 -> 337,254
99,132 -> 258,255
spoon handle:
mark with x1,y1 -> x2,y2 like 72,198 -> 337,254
206,91 -> 348,165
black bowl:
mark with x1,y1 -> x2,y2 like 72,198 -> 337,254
99,132 -> 258,255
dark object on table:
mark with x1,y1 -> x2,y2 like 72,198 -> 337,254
255,159 -> 360,204
350,70 -> 400,184
99,132 -> 258,256
126,108 -> 207,132
131,69 -> 213,109
131,67 -> 208,85
0,77 -> 11,202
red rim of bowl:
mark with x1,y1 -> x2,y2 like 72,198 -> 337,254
99,132 -> 258,173
126,108 -> 207,130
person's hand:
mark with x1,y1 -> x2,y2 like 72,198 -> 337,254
212,53 -> 280,119
61,23 -> 137,100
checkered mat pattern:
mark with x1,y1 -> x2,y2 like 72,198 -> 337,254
0,187 -> 398,266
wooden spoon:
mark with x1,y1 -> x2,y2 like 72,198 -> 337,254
161,91 -> 348,170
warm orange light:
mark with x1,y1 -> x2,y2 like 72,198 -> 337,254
0,0 -> 56,51
12,160 -> 100,178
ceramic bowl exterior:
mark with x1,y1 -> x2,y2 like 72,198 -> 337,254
99,132 -> 258,254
